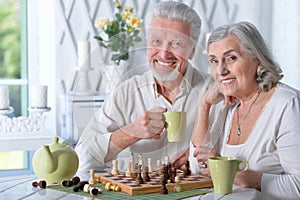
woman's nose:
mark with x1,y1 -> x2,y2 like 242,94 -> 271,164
219,62 -> 230,76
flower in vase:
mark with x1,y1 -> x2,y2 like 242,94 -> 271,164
94,0 -> 143,65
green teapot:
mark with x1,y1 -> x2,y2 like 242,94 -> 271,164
32,137 -> 79,184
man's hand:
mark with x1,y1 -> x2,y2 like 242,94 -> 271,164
121,107 -> 167,139
171,147 -> 189,170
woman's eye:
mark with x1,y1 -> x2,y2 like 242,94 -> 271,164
226,55 -> 237,63
209,58 -> 218,65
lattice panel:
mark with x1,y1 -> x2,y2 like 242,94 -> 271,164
55,0 -> 239,92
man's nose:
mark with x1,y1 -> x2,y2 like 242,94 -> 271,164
158,42 -> 173,59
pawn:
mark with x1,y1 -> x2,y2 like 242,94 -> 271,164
89,169 -> 96,184
111,160 -> 119,176
83,184 -> 99,196
126,162 -> 132,177
32,180 -> 47,189
72,176 -> 80,185
143,166 -> 151,182
184,161 -> 191,176
73,181 -> 89,192
174,176 -> 182,192
61,179 -> 74,187
105,182 -> 121,192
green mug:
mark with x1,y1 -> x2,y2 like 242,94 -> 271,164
163,111 -> 186,142
208,156 -> 248,194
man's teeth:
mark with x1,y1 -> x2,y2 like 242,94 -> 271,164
157,60 -> 173,66
222,78 -> 235,84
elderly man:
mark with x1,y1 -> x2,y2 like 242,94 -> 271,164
75,1 -> 212,174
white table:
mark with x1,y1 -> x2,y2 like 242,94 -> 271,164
0,175 -> 261,199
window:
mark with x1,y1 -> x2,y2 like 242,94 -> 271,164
0,0 -> 33,176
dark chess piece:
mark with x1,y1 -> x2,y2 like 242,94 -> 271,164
135,165 -> 144,184
170,166 -> 177,183
184,160 -> 191,176
72,176 -> 81,185
143,166 -> 151,182
32,180 -> 47,189
160,175 -> 168,194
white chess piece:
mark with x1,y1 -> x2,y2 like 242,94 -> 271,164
111,160 -> 119,175
148,158 -> 153,173
126,162 -> 132,177
174,176 -> 182,192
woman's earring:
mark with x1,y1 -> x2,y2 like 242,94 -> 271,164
256,75 -> 263,82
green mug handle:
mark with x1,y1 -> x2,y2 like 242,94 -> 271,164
236,160 -> 248,172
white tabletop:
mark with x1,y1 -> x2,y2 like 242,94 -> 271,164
0,175 -> 262,199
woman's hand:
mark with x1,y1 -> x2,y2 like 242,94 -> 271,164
205,81 -> 236,106
234,169 -> 262,191
193,145 -> 219,176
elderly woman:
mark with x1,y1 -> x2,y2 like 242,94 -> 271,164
191,21 -> 300,199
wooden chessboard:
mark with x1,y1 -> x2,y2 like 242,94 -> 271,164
94,170 -> 213,195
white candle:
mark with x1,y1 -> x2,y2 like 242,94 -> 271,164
78,40 -> 90,70
30,85 -> 48,108
0,85 -> 9,109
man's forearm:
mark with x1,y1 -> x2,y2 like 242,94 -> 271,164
104,129 -> 140,162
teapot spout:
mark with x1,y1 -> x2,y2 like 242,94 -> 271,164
42,145 -> 57,173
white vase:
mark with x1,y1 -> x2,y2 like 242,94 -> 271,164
103,61 -> 128,93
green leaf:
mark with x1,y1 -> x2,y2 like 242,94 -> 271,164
115,13 -> 122,21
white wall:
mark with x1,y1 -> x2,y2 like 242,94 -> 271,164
28,0 -> 300,136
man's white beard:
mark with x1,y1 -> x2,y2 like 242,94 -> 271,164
150,62 -> 181,82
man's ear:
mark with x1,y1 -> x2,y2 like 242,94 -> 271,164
188,47 -> 195,59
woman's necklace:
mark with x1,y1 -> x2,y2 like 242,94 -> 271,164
236,90 -> 261,136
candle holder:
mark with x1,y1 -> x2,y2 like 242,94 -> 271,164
0,107 -> 14,115
70,68 -> 94,96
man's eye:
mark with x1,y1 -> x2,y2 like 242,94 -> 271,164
151,39 -> 161,46
171,40 -> 184,49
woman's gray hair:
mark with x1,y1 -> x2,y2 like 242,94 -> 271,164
149,1 -> 201,44
208,21 -> 283,92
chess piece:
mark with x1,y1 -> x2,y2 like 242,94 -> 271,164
111,160 -> 119,175
184,161 -> 191,176
143,166 -> 151,182
156,160 -> 161,175
170,166 -> 177,183
89,169 -> 96,184
73,181 -> 89,192
32,180 -> 47,189
135,165 -> 144,184
126,162 -> 132,177
61,179 -> 74,187
138,154 -> 144,166
72,176 -> 80,185
165,156 -> 170,164
148,158 -> 153,173
105,182 -> 121,192
83,184 -> 99,196
160,175 -> 168,194
174,176 -> 182,192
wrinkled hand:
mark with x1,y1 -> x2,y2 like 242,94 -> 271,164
193,145 -> 219,176
205,81 -> 236,106
171,147 -> 189,170
234,169 -> 262,191
121,107 -> 167,139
